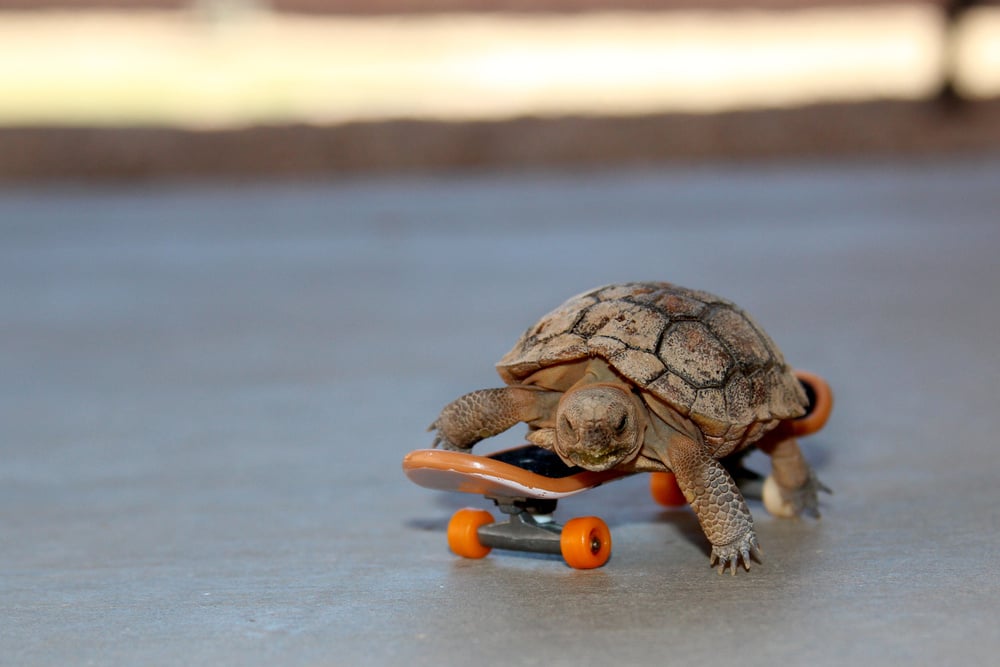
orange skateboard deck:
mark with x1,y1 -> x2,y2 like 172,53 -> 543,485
402,445 -> 633,501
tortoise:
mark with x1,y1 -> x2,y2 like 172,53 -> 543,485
430,281 -> 831,574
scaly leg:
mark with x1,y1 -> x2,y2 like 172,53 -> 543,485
668,432 -> 762,574
429,386 -> 559,451
757,436 -> 830,519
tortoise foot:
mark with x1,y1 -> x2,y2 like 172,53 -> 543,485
428,424 -> 467,452
763,470 -> 831,519
710,530 -> 762,575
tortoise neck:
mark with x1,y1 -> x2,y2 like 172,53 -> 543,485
573,357 -> 626,387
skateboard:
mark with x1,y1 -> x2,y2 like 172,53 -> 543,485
402,444 -> 687,569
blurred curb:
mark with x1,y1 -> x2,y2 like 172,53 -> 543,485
2,99 -> 999,181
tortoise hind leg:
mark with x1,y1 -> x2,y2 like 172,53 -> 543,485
758,436 -> 831,519
430,386 -> 559,451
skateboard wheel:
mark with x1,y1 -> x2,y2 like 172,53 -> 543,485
560,517 -> 612,569
447,508 -> 494,559
788,370 -> 834,437
649,472 -> 686,507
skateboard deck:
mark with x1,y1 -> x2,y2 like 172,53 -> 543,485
402,445 -> 633,500
403,445 -> 627,568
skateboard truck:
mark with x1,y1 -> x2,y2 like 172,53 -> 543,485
447,500 -> 614,570
477,501 -> 565,557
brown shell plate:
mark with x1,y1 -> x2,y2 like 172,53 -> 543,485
496,282 -> 807,443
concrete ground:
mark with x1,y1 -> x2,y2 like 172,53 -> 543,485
3,155 -> 1000,665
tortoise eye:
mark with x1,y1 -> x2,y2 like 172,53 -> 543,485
615,414 -> 628,434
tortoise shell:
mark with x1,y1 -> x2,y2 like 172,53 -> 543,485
496,282 -> 807,448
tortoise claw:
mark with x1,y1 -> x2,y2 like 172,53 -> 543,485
428,422 -> 465,451
710,532 -> 762,575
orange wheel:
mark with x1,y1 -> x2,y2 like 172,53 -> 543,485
560,516 -> 612,569
789,370 -> 834,437
649,472 -> 687,507
447,508 -> 494,559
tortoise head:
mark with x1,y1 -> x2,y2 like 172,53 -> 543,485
554,383 -> 645,471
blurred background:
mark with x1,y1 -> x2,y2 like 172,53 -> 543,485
1,0 -> 998,179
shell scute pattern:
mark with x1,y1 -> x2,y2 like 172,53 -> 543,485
657,320 -> 734,388
590,340 -> 666,385
703,306 -> 776,370
646,371 -> 698,417
497,282 -> 806,444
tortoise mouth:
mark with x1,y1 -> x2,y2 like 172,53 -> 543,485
556,440 -> 642,472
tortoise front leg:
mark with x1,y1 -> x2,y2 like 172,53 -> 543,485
430,386 -> 559,451
668,433 -> 762,574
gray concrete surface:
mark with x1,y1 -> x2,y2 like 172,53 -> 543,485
2,157 -> 999,666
